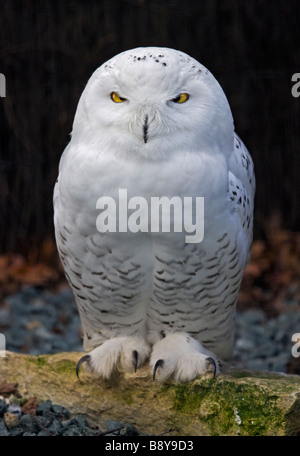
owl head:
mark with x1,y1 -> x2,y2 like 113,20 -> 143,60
72,47 -> 234,161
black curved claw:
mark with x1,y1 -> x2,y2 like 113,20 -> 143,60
133,350 -> 138,372
206,357 -> 217,378
153,359 -> 164,380
76,354 -> 91,380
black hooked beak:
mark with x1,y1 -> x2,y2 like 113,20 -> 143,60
143,115 -> 149,144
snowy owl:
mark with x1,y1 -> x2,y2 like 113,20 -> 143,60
53,47 -> 255,382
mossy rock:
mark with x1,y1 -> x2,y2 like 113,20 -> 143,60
0,351 -> 299,435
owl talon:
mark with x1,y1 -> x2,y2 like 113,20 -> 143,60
133,350 -> 138,372
206,357 -> 217,377
153,359 -> 164,380
76,354 -> 91,380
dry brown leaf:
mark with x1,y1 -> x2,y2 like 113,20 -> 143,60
0,380 -> 19,397
21,396 -> 38,415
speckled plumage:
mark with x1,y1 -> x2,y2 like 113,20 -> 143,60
54,47 -> 255,382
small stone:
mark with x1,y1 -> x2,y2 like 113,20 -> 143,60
235,337 -> 255,351
120,423 -> 139,436
82,427 -> 99,436
62,426 -> 82,436
0,419 -> 9,436
51,404 -> 70,419
36,400 -> 52,415
36,400 -> 56,423
8,426 -> 24,436
4,412 -> 19,428
106,419 -> 123,435
40,410 -> 56,423
61,418 -> 77,427
19,414 -> 39,433
47,418 -> 63,435
37,430 -> 51,436
0,308 -> 10,327
35,415 -> 52,429
0,399 -> 7,415
26,320 -> 42,331
75,414 -> 89,428
7,402 -> 22,418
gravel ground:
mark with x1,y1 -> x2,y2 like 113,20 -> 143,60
0,284 -> 299,436
0,398 -> 143,436
1,285 -> 298,372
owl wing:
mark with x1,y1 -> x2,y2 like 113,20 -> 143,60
228,133 -> 255,264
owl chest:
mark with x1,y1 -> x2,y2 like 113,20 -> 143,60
61,151 -> 230,248
70,151 -> 227,205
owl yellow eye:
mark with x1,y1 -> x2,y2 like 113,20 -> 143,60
110,92 -> 127,103
171,93 -> 189,103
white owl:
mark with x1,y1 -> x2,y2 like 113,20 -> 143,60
53,47 -> 255,382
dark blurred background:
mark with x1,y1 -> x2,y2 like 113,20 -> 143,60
1,0 -> 300,258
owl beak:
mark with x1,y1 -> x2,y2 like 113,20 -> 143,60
139,107 -> 158,144
143,115 -> 149,144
